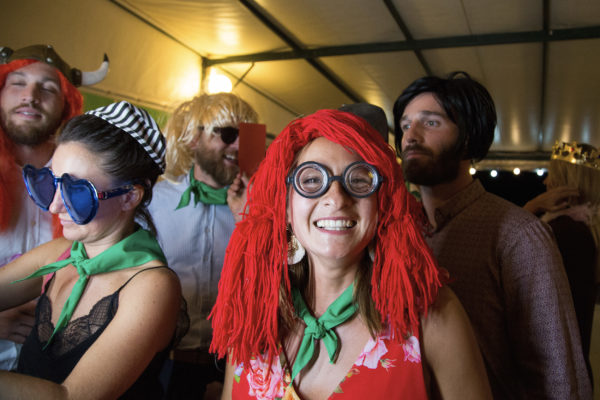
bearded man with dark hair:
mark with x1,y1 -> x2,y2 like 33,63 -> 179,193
394,71 -> 591,399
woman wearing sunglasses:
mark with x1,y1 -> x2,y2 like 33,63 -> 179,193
0,101 -> 186,399
210,109 -> 492,399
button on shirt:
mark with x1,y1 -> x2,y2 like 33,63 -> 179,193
148,174 -> 235,351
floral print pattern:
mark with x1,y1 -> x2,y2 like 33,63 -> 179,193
235,332 -> 424,399
402,335 -> 421,363
243,355 -> 287,400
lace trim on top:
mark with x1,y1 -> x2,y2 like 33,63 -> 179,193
35,266 -> 189,359
36,290 -> 118,358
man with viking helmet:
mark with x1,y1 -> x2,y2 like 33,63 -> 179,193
0,44 -> 108,370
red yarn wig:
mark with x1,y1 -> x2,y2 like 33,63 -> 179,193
0,59 -> 83,234
210,109 -> 442,365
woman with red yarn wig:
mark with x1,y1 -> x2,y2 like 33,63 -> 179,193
210,109 -> 491,399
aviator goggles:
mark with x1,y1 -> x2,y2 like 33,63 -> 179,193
23,165 -> 136,225
201,126 -> 239,145
286,161 -> 383,199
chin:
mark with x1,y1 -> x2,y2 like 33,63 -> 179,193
60,224 -> 87,242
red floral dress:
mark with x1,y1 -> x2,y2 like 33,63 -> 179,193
231,328 -> 428,399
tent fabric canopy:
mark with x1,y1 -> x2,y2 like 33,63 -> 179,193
3,0 -> 600,170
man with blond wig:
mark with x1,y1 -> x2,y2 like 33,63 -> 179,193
0,44 -> 107,370
148,92 -> 259,399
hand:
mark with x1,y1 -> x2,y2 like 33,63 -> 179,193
227,173 -> 250,223
523,186 -> 579,215
0,300 -> 36,343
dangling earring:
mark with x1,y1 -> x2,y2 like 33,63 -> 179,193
368,241 -> 376,262
288,233 -> 305,265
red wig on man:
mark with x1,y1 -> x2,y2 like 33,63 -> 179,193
0,57 -> 83,233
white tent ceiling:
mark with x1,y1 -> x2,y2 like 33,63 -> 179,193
3,0 -> 600,170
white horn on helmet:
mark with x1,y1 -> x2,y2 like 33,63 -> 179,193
80,54 -> 109,86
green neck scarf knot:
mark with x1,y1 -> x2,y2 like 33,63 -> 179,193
176,166 -> 228,209
14,227 -> 165,347
290,283 -> 357,383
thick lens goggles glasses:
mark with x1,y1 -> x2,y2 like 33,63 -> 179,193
286,161 -> 383,199
23,165 -> 135,225
201,126 -> 239,145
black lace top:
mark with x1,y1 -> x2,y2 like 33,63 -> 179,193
17,267 -> 189,399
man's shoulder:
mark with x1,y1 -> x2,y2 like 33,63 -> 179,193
148,175 -> 187,212
155,174 -> 186,188
475,190 -> 540,222
451,188 -> 550,241
476,190 -> 556,247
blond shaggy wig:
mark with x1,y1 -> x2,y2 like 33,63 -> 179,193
163,93 -> 258,180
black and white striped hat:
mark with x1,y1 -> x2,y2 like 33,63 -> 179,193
86,101 -> 166,172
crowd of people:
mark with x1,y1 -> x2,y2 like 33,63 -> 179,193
0,43 -> 596,400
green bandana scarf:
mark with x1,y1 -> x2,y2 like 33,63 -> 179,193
290,283 -> 357,382
176,166 -> 228,209
15,228 -> 166,346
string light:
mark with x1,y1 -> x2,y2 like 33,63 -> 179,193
490,170 -> 498,178
513,167 -> 520,175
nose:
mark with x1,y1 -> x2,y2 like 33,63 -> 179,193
21,83 -> 41,104
48,184 -> 66,215
321,179 -> 352,208
401,121 -> 422,147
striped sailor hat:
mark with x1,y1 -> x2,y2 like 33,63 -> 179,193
86,101 -> 166,172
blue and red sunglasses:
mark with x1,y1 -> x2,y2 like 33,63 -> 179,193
23,165 -> 136,225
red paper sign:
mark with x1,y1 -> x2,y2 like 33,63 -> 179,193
238,122 -> 267,176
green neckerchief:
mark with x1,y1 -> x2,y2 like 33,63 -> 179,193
176,166 -> 228,209
290,283 -> 357,383
15,227 -> 166,347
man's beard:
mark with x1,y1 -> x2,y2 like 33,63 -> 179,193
0,104 -> 62,146
194,147 -> 238,187
401,144 -> 461,186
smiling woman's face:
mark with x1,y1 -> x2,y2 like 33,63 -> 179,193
287,137 -> 378,267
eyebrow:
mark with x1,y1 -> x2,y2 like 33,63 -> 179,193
7,70 -> 60,85
401,110 -> 449,121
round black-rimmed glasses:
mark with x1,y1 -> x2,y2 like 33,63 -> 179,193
286,161 -> 382,198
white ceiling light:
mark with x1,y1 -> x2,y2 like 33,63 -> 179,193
206,70 -> 232,94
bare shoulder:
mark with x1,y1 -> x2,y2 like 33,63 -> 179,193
120,263 -> 181,299
422,286 -> 465,331
421,286 -> 475,369
111,263 -> 181,342
421,286 -> 493,399
29,237 -> 73,266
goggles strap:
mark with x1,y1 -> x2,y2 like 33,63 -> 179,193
13,227 -> 166,347
176,165 -> 228,209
